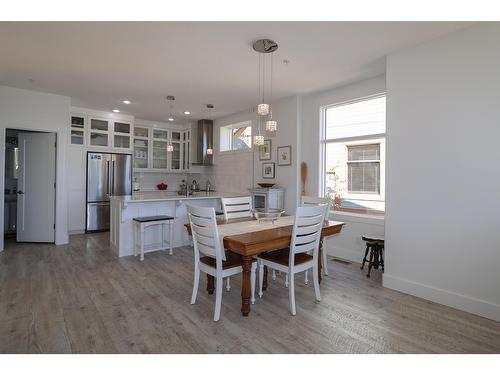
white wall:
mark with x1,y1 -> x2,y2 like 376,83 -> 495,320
213,96 -> 301,214
301,75 -> 386,262
0,85 -> 70,249
384,23 -> 500,321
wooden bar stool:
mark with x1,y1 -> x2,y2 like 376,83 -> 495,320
361,234 -> 384,278
133,215 -> 174,261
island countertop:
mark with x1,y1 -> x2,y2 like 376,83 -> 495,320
110,191 -> 246,204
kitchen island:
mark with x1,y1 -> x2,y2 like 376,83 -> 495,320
110,191 -> 242,257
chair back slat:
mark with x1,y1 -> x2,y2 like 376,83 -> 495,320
221,196 -> 253,220
290,205 -> 326,264
300,195 -> 330,221
187,205 -> 225,263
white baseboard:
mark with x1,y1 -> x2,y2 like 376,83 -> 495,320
326,244 -> 363,264
383,273 -> 500,322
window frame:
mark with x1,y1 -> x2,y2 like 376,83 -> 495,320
319,93 -> 386,214
219,120 -> 253,153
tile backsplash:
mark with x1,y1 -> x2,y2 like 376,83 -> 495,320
133,171 -> 215,193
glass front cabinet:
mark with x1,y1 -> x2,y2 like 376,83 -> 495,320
69,112 -> 133,151
132,127 -> 191,172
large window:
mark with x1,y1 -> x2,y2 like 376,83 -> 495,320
220,121 -> 252,152
321,95 -> 386,216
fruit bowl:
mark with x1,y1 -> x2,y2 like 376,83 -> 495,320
252,208 -> 285,224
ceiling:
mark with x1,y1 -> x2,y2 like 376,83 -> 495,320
0,22 -> 473,123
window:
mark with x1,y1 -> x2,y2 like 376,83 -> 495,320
347,144 -> 380,194
321,95 -> 385,216
220,121 -> 252,152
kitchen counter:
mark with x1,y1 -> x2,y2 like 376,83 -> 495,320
112,191 -> 244,205
109,191 -> 247,257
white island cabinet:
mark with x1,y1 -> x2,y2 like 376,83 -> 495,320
110,192 -> 239,257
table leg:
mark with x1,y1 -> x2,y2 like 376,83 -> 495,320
207,274 -> 215,295
318,239 -> 323,284
241,255 -> 253,316
263,265 -> 268,291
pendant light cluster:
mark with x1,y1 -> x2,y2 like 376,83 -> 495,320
253,38 -> 278,146
206,104 -> 214,155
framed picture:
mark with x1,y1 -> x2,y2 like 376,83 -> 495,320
277,145 -> 292,166
262,162 -> 275,179
259,139 -> 272,160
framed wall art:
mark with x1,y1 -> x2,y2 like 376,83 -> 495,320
262,162 -> 275,179
277,145 -> 292,166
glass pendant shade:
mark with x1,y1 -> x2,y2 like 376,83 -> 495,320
257,103 -> 270,116
206,148 -> 213,155
254,135 -> 265,146
167,144 -> 174,152
265,120 -> 277,132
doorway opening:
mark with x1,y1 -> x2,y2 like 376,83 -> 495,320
4,128 -> 57,243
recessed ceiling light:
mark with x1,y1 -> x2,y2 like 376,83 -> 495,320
168,118 -> 174,122
112,109 -> 120,113
122,100 -> 131,104
184,111 -> 190,115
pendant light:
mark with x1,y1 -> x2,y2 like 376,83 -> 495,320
253,39 -> 278,145
265,53 -> 278,132
166,96 -> 175,152
206,104 -> 214,155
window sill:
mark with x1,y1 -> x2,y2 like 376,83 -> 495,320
329,210 -> 385,225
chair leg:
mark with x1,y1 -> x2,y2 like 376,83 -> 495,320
272,269 -> 276,280
250,265 -> 256,305
312,265 -> 321,302
191,266 -> 200,304
214,276 -> 223,322
258,260 -> 264,298
367,246 -> 374,278
288,273 -> 296,316
361,243 -> 370,270
133,224 -> 137,257
304,270 -> 309,285
322,247 -> 329,276
285,274 -> 289,288
226,277 -> 231,292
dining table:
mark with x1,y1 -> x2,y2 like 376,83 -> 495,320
185,216 -> 345,317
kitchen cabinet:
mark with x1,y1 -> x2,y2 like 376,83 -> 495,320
132,125 -> 191,172
70,114 -> 86,146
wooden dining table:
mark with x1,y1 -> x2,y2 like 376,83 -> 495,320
185,217 -> 344,317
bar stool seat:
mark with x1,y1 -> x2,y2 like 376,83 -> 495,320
361,234 -> 385,278
133,215 -> 174,261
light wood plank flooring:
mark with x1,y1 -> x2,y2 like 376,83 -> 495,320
1,233 -> 499,353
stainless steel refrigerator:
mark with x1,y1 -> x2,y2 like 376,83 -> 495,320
86,152 -> 132,232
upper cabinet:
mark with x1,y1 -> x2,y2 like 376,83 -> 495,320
70,108 -> 134,152
133,124 -> 191,172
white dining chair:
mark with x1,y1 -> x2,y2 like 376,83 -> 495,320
187,205 -> 257,322
301,195 -> 331,280
221,196 -> 253,220
257,205 -> 326,316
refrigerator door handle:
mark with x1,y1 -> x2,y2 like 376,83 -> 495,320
106,160 -> 111,195
111,160 -> 115,195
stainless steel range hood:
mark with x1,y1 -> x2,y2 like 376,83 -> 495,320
192,119 -> 213,165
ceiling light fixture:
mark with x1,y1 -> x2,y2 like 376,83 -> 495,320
122,100 -> 131,104
253,38 -> 278,145
184,111 -> 190,115
166,96 -> 177,152
112,109 -> 120,113
168,118 -> 174,122
206,104 -> 214,155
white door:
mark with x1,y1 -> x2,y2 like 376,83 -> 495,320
17,132 -> 56,242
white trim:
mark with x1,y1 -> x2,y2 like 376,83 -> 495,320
383,274 -> 500,322
330,210 -> 385,225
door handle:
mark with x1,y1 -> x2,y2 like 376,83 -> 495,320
106,160 -> 111,195
111,160 -> 115,195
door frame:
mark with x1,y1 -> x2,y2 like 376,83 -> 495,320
1,127 -> 60,251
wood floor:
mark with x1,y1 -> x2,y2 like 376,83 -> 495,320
1,233 -> 499,354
